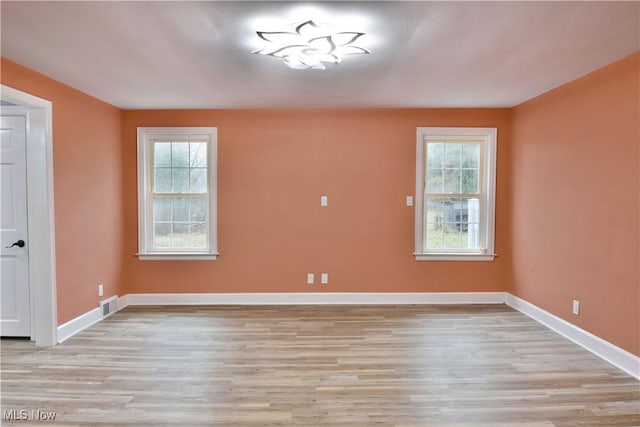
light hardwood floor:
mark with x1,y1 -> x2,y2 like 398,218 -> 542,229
2,305 -> 639,426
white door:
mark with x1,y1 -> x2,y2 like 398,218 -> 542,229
0,115 -> 30,337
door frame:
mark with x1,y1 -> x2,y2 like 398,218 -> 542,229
1,84 -> 57,346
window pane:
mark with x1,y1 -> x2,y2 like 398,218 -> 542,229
442,222 -> 463,248
461,169 -> 479,193
426,198 -> 444,224
430,142 -> 481,195
154,142 -> 171,167
443,200 -> 468,224
190,143 -> 207,168
426,168 -> 443,193
462,143 -> 480,168
425,197 -> 480,250
172,168 -> 189,193
444,143 -> 461,168
151,196 -> 206,249
426,221 -> 444,249
190,169 -> 207,193
190,197 -> 207,222
172,223 -> 189,248
427,143 -> 443,168
443,169 -> 460,193
154,168 -> 171,193
153,222 -> 171,248
172,143 -> 189,167
190,223 -> 207,248
425,198 -> 444,249
171,198 -> 189,222
153,198 -> 171,221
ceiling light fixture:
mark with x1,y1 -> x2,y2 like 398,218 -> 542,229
252,20 -> 370,70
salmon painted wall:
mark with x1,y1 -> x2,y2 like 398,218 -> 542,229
511,53 -> 640,355
122,109 -> 511,294
1,58 -> 125,324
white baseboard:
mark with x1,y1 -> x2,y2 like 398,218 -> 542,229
118,294 -> 131,310
56,307 -> 102,343
57,295 -> 121,343
121,291 -> 507,306
505,294 -> 640,380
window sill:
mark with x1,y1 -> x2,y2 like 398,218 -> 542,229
413,253 -> 496,262
136,252 -> 219,261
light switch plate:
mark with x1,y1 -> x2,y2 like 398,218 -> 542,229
406,196 -> 414,206
321,273 -> 328,284
321,195 -> 328,207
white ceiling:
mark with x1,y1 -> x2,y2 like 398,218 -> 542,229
1,1 -> 638,109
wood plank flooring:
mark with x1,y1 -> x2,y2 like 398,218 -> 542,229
1,305 -> 639,426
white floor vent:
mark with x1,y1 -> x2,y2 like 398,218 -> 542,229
100,296 -> 118,318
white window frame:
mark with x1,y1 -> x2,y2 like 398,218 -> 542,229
414,127 -> 497,261
137,127 -> 218,261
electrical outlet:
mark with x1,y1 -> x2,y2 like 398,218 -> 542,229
321,273 -> 329,284
572,299 -> 580,315
98,283 -> 104,297
307,273 -> 314,285
320,195 -> 328,207
406,196 -> 414,206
